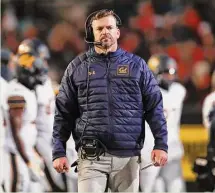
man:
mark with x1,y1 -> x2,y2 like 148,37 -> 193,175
0,49 -> 12,192
4,40 -> 47,192
140,54 -> 186,192
52,9 -> 168,192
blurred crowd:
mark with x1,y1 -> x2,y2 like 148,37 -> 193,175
1,0 -> 215,124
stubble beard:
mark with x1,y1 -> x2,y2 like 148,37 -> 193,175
101,38 -> 115,50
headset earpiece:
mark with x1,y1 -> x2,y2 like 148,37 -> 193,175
85,11 -> 97,43
85,9 -> 122,43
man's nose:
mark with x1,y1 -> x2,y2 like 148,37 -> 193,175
101,27 -> 108,34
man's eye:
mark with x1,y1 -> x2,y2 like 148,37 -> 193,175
107,26 -> 113,30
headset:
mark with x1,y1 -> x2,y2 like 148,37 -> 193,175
84,9 -> 122,45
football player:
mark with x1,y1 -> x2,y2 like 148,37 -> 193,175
202,70 -> 215,131
0,49 -> 13,192
140,54 -> 186,192
29,39 -> 68,191
4,40 -> 47,192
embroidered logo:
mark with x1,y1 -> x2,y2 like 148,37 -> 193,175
117,65 -> 129,75
88,70 -> 95,76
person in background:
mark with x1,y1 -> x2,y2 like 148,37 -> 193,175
140,54 -> 186,192
202,70 -> 215,132
4,39 -> 47,192
23,38 -> 69,192
0,49 -> 12,192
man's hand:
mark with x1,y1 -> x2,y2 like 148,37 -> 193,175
53,157 -> 70,173
151,149 -> 168,167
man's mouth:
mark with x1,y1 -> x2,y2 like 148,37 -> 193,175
101,37 -> 109,41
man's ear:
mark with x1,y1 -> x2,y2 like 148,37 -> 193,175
117,28 -> 120,39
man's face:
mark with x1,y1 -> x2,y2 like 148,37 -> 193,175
92,16 -> 120,48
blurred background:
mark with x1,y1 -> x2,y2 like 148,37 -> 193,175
1,0 -> 215,191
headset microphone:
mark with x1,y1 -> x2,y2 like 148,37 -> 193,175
84,38 -> 103,46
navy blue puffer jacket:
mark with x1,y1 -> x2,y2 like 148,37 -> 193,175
52,48 -> 168,160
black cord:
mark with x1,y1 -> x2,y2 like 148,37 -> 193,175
76,46 -> 93,146
76,46 -> 108,157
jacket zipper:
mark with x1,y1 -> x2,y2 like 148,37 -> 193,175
107,58 -> 113,136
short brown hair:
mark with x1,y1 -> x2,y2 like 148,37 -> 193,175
90,10 -> 117,25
